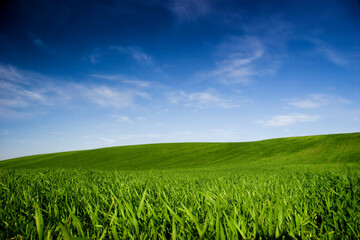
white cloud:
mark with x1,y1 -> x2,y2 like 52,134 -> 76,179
112,115 -> 133,123
50,131 -> 63,135
87,53 -> 100,64
169,0 -> 211,22
196,17 -> 291,85
90,74 -> 151,88
28,33 -> 54,53
112,115 -> 145,123
86,46 -> 166,76
99,137 -> 115,144
88,133 -> 163,145
122,79 -> 151,88
0,130 -> 10,135
169,89 -> 243,109
0,65 -> 153,120
134,91 -> 151,100
0,64 -> 30,84
198,36 -> 266,84
111,46 -> 153,66
0,108 -> 34,120
167,128 -> 244,142
0,65 -> 57,118
288,94 -> 351,109
86,46 -> 154,67
89,74 -> 120,81
80,85 -> 151,109
117,116 -> 132,123
208,129 -> 235,139
289,99 -> 321,109
31,35 -> 45,47
81,86 -> 135,108
319,47 -> 347,66
310,39 -> 347,67
116,133 -> 162,141
258,114 -> 321,126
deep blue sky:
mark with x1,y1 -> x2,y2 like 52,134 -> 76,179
0,0 -> 359,160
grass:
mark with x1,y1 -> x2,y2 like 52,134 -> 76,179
1,169 -> 359,239
0,132 -> 359,170
0,133 -> 359,239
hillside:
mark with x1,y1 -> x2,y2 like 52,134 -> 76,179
0,132 -> 359,170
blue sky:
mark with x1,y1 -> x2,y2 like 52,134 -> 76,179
0,0 -> 359,160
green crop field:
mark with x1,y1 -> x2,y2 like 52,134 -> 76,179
0,133 -> 360,239
1,132 -> 359,171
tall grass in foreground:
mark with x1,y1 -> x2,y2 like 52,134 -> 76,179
0,169 -> 359,239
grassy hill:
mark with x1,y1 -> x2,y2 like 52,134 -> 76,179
1,133 -> 360,239
0,132 -> 359,170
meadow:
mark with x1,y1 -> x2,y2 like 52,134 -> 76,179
0,133 -> 359,239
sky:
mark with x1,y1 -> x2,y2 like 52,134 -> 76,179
0,0 -> 359,160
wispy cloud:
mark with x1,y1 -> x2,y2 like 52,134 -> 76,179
0,129 -> 10,135
111,46 -> 153,66
0,64 -> 32,84
85,48 -> 109,64
87,52 -> 101,64
86,46 -> 166,75
0,108 -> 35,120
168,88 -> 244,109
79,85 -> 151,109
96,133 -> 162,145
0,64 -> 153,120
318,47 -> 347,66
111,115 -> 146,123
99,137 -> 116,144
288,94 -> 351,109
169,0 -> 211,22
310,39 -> 347,67
86,46 -> 154,67
197,36 -> 269,84
0,83 -> 46,108
113,115 -> 132,123
122,79 -> 151,88
29,34 -> 45,47
0,65 -> 64,119
28,33 -> 54,53
258,114 -> 321,127
197,16 -> 291,85
90,74 -> 151,88
81,86 -> 134,108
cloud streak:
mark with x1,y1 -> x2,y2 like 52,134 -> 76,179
81,86 -> 134,108
86,46 -> 154,67
168,88 -> 244,109
310,39 -> 348,67
288,94 -> 351,109
29,34 -> 45,47
111,115 -> 145,123
86,46 -> 166,76
0,65 -> 63,117
90,74 -> 151,88
111,46 -> 153,66
0,64 -> 153,120
258,114 -> 321,127
197,36 -> 271,85
169,0 -> 211,22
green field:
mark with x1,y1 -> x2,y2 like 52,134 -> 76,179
0,133 -> 360,239
1,132 -> 359,170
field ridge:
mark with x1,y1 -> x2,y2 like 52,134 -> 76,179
1,132 -> 359,170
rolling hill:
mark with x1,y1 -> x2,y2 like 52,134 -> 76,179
0,132 -> 359,170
